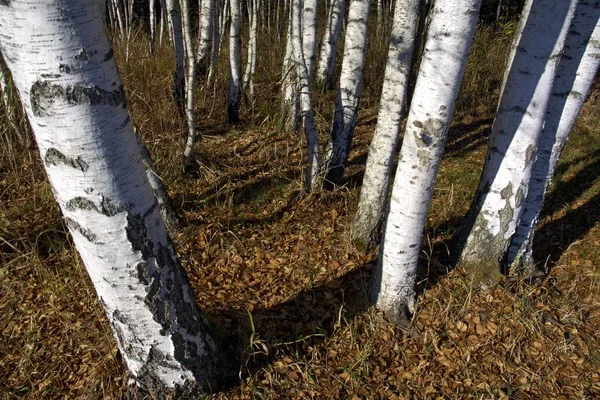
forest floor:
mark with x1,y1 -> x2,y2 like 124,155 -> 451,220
1,27 -> 600,399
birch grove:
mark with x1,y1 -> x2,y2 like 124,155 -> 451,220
351,0 -> 420,251
371,0 -> 481,324
325,0 -> 371,186
197,0 -> 215,76
0,0 -> 230,393
456,0 -> 578,282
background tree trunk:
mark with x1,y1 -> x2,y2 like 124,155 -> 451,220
227,0 -> 242,123
316,0 -> 344,90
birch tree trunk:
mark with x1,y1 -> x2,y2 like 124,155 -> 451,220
149,0 -> 157,54
227,0 -> 242,123
316,0 -> 344,90
180,0 -> 198,169
456,0 -> 578,284
242,0 -> 258,100
371,0 -> 481,325
197,0 -> 215,76
325,0 -> 370,186
0,0 -> 231,394
166,0 -> 186,110
302,0 -> 317,82
280,3 -> 300,132
507,0 -> 600,274
350,0 -> 419,252
290,0 -> 320,191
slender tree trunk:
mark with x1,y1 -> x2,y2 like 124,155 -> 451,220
456,0 -> 578,284
0,0 -> 231,394
242,0 -> 258,100
290,0 -> 320,191
507,0 -> 600,274
180,0 -> 198,168
371,0 -> 481,325
302,0 -> 317,82
197,0 -> 215,76
350,0 -> 419,252
280,3 -> 300,132
149,0 -> 157,54
325,0 -> 370,187
227,0 -> 242,123
316,0 -> 344,90
166,0 -> 186,110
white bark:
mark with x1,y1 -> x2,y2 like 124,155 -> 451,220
149,0 -> 157,53
457,0 -> 578,277
507,0 -> 600,272
325,0 -> 370,186
372,0 -> 481,324
302,0 -> 317,82
351,0 -> 419,251
180,0 -> 198,168
290,0 -> 320,191
197,0 -> 215,76
316,0 -> 344,89
227,0 -> 242,122
280,3 -> 300,132
166,0 -> 186,109
242,0 -> 258,99
0,0 -> 227,392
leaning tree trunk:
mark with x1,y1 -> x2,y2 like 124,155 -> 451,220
371,0 -> 481,325
227,0 -> 242,123
325,0 -> 370,187
456,0 -> 578,284
316,0 -> 344,90
301,0 -> 317,82
197,0 -> 215,76
166,0 -> 186,110
507,0 -> 600,274
180,0 -> 198,169
0,0 -> 231,395
290,0 -> 320,191
350,0 -> 419,252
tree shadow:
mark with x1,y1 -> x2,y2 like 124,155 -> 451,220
445,117 -> 493,158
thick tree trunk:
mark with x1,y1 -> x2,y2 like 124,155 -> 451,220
507,0 -> 600,274
324,0 -> 370,187
227,0 -> 242,123
290,0 -> 320,191
302,0 -> 317,82
371,0 -> 481,325
166,0 -> 186,110
197,0 -> 215,76
0,0 -> 231,394
350,0 -> 419,252
456,0 -> 578,284
316,0 -> 344,90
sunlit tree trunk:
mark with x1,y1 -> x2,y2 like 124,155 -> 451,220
351,0 -> 419,251
316,0 -> 344,89
371,0 -> 481,325
227,0 -> 242,122
302,0 -> 317,82
180,0 -> 198,168
507,0 -> 600,274
166,0 -> 186,110
197,0 -> 215,76
243,0 -> 258,100
456,0 -> 577,282
0,0 -> 230,394
325,0 -> 370,186
281,3 -> 300,132
290,0 -> 320,191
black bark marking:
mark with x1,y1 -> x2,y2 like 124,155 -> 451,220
125,212 -> 154,258
65,197 -> 98,212
30,80 -> 126,117
100,196 -> 130,216
74,47 -> 93,62
58,64 -> 72,74
45,148 -> 89,171
64,217 -> 97,242
104,49 -> 114,61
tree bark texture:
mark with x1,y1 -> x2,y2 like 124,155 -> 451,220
316,0 -> 344,90
227,0 -> 242,123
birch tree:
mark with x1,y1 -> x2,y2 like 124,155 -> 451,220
0,0 -> 231,394
197,0 -> 215,76
316,0 -> 344,89
325,0 -> 370,186
243,0 -> 259,100
456,0 -> 578,283
371,0 -> 481,325
507,0 -> 600,274
180,0 -> 198,168
351,0 -> 419,251
166,0 -> 186,109
228,0 -> 242,123
302,0 -> 317,82
281,3 -> 300,132
290,0 -> 320,191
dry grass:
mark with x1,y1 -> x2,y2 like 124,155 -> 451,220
1,22 -> 600,399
